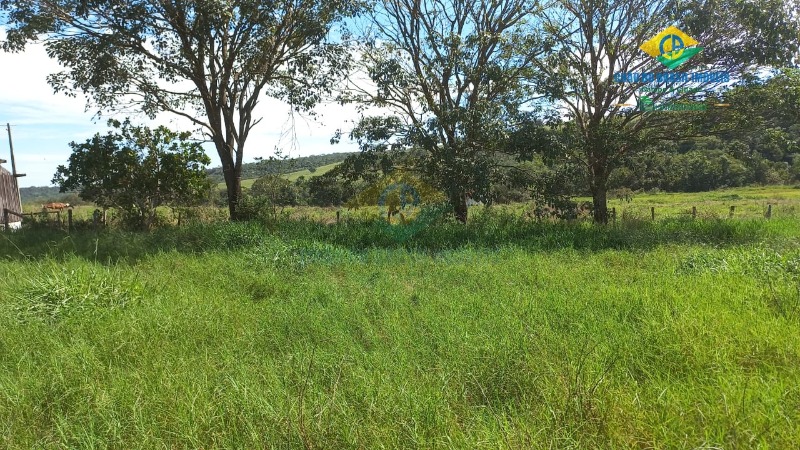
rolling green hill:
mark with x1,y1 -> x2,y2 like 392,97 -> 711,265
22,152 -> 354,203
283,161 -> 340,182
19,186 -> 79,205
216,161 -> 341,189
207,152 -> 354,185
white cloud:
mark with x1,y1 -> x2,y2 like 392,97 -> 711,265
0,28 -> 362,187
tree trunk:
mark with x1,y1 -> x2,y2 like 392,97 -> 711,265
450,191 -> 468,223
209,117 -> 244,220
223,166 -> 242,220
216,139 -> 243,221
591,183 -> 608,224
589,154 -> 609,224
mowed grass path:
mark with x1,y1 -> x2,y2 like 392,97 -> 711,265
1,217 -> 799,447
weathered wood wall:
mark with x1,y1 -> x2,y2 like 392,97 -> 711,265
0,166 -> 22,216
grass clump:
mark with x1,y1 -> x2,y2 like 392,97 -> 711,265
9,260 -> 142,322
679,247 -> 800,321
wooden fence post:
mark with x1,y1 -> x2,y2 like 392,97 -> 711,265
729,205 -> 735,218
177,211 -> 182,227
93,209 -> 100,231
651,206 -> 655,221
68,209 -> 73,234
766,204 -> 772,220
692,206 -> 696,219
3,208 -> 8,233
611,207 -> 616,223
336,210 -> 340,223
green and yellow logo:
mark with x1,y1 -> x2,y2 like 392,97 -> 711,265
640,26 -> 702,70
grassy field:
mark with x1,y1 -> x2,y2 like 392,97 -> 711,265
284,185 -> 800,224
283,162 -> 340,182
25,184 -> 799,226
594,185 -> 800,220
2,187 -> 800,448
214,161 -> 341,190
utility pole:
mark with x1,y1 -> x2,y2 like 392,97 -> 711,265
6,123 -> 25,217
6,123 -> 25,178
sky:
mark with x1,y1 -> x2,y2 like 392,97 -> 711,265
0,30 -> 362,188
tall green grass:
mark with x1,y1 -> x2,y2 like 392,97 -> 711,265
3,209 -> 796,263
1,215 -> 799,448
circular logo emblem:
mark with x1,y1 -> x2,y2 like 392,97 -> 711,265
362,178 -> 449,243
378,183 -> 421,222
659,34 -> 685,60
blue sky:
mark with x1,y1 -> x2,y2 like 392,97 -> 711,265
0,30 -> 361,188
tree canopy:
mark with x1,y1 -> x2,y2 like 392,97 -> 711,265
2,0 -> 362,219
5,0 -> 800,224
339,0 -> 549,222
532,0 -> 800,222
53,119 -> 211,229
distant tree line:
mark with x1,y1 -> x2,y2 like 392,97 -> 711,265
567,69 -> 800,195
242,67 -> 800,210
233,172 -> 360,218
205,152 -> 357,185
19,186 -> 77,205
22,151 -> 355,204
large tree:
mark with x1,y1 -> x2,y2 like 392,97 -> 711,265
1,0 -> 361,219
340,0 -> 548,222
54,119 -> 211,229
534,0 -> 800,223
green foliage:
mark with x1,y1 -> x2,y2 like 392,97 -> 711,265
306,171 -> 358,207
346,172 -> 446,210
238,171 -> 305,222
533,0 -> 800,222
53,119 -> 211,229
1,0 -> 362,219
18,186 -> 78,205
608,121 -> 800,192
345,0 -> 547,222
249,174 -> 298,208
206,153 -> 355,185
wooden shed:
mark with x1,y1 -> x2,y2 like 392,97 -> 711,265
0,163 -> 22,229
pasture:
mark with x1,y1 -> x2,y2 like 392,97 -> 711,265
213,161 -> 342,190
1,186 -> 799,448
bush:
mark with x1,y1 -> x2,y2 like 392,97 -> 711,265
53,119 -> 211,230
307,173 -> 356,207
250,175 -> 298,208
